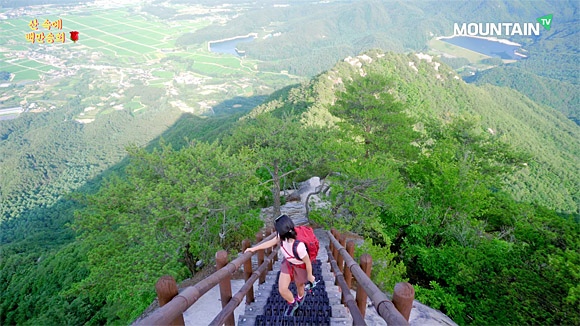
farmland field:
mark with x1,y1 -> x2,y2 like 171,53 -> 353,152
0,4 -> 299,123
0,7 -> 227,82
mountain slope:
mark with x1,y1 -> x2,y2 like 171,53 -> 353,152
465,66 -> 580,125
248,50 -> 580,212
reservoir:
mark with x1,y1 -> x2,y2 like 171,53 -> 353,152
0,107 -> 23,121
209,35 -> 256,57
442,36 -> 522,60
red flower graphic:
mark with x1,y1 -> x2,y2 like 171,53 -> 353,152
70,31 -> 79,43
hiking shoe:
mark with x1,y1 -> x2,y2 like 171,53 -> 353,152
296,294 -> 305,307
284,300 -> 299,316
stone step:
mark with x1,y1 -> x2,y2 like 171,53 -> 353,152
247,295 -> 342,312
331,304 -> 350,319
255,275 -> 337,288
254,284 -> 341,297
247,288 -> 342,305
237,315 -> 255,326
242,302 -> 349,319
256,273 -> 336,285
330,318 -> 354,326
238,315 -> 352,326
244,304 -> 263,315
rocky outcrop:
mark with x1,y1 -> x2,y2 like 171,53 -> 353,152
285,177 -> 322,203
261,202 -> 309,226
409,300 -> 458,326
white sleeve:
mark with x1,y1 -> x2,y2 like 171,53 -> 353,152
297,242 -> 308,260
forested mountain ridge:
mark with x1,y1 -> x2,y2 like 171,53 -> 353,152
1,51 -> 578,326
249,50 -> 580,213
176,0 -> 580,128
241,50 -> 580,324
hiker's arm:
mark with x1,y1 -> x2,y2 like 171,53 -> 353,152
302,253 -> 316,283
245,235 -> 278,253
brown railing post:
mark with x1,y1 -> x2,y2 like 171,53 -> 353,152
330,228 -> 337,261
256,232 -> 266,284
332,230 -> 339,261
336,233 -> 346,286
155,276 -> 185,326
338,233 -> 346,273
393,282 -> 415,322
271,226 -> 278,262
265,228 -> 273,271
356,254 -> 372,318
342,240 -> 355,304
242,239 -> 255,304
216,250 -> 235,326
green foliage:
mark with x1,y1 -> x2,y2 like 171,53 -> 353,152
331,72 -> 420,160
71,140 -> 263,323
0,242 -> 97,325
439,57 -> 470,69
398,118 -> 578,325
467,66 -> 580,124
354,239 -> 407,294
415,281 -> 467,323
408,117 -> 528,221
246,49 -> 580,213
224,113 -> 325,217
320,113 -> 579,324
321,154 -> 410,242
479,57 -> 504,66
298,54 -> 579,324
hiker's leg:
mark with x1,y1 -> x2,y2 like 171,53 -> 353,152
278,270 -> 294,303
297,282 -> 305,298
295,268 -> 307,297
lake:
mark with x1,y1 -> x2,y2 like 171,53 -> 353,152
209,35 -> 256,57
442,36 -> 522,60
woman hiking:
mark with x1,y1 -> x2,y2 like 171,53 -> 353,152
245,214 -> 316,316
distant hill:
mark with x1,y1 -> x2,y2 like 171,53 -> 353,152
248,50 -> 580,213
466,66 -> 580,125
177,0 -> 579,77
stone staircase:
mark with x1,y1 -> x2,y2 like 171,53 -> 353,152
233,194 -> 451,326
238,243 -> 352,326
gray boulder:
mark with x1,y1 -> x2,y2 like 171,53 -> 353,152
285,177 -> 322,203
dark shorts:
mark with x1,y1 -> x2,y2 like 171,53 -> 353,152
280,258 -> 307,286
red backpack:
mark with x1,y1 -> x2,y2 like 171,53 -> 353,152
288,226 -> 319,264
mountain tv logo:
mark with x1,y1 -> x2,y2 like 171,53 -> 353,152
537,14 -> 552,30
454,14 -> 552,36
